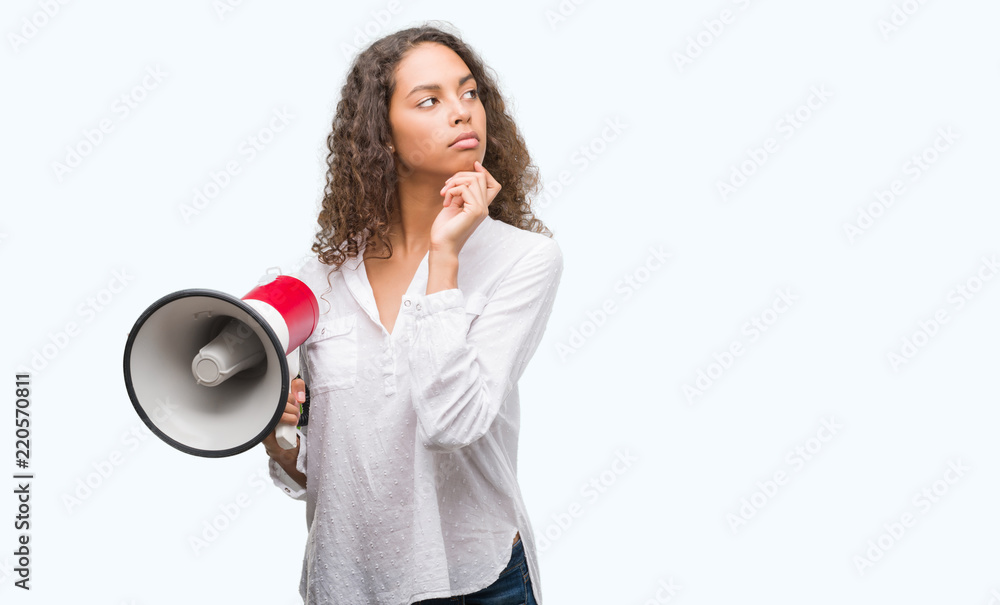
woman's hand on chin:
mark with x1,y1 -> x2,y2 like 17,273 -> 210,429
431,160 -> 501,256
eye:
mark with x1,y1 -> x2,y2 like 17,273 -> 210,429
416,89 -> 479,108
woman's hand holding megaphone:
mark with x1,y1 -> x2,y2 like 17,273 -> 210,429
263,377 -> 307,489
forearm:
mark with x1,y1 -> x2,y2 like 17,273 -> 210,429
410,239 -> 563,452
266,440 -> 307,489
426,250 -> 459,294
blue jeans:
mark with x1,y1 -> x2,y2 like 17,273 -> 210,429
412,535 -> 537,605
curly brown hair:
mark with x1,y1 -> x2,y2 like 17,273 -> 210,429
311,22 -> 552,270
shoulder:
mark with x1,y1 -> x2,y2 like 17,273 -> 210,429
465,217 -> 562,293
287,254 -> 341,297
476,216 -> 562,267
289,255 -> 330,282
290,228 -> 367,282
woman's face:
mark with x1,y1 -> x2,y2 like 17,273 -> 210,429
388,42 -> 487,179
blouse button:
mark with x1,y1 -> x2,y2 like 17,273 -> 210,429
403,300 -> 411,307
415,303 -> 422,311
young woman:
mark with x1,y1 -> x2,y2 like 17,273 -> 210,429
262,23 -> 562,605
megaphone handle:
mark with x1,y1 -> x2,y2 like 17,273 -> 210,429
276,348 -> 302,450
276,422 -> 298,450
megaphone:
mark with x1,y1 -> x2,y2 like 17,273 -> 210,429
122,269 -> 318,458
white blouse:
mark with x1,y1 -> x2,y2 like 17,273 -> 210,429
268,215 -> 563,605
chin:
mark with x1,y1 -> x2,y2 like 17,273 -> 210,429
445,155 -> 479,172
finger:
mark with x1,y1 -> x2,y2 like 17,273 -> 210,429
441,178 -> 467,196
445,183 -> 468,207
473,164 -> 500,207
280,404 -> 300,425
467,165 -> 487,185
281,388 -> 301,424
441,176 -> 464,195
448,180 -> 471,196
441,182 -> 463,204
479,168 -> 500,193
452,182 -> 481,206
474,161 -> 493,181
291,378 -> 306,403
441,169 -> 482,189
475,160 -> 491,185
470,171 -> 489,196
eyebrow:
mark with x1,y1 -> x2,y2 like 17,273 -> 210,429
406,73 -> 476,98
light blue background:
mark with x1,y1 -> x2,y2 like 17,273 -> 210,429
2,1 -> 999,603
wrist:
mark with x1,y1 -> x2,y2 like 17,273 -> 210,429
428,244 -> 459,258
427,250 -> 459,294
265,437 -> 299,460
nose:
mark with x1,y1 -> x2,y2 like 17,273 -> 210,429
451,98 -> 472,124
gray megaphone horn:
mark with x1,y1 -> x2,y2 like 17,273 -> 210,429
122,269 -> 317,457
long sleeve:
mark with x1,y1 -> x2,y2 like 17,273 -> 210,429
405,237 -> 563,452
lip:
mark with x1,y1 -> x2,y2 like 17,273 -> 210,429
450,131 -> 479,146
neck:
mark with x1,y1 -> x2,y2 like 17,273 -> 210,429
380,171 -> 449,257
